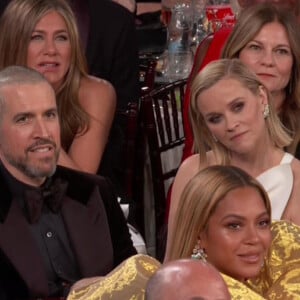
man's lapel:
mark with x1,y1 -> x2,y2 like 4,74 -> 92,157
62,185 -> 114,277
0,199 -> 48,296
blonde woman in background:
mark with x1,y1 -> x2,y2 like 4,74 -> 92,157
166,59 -> 300,260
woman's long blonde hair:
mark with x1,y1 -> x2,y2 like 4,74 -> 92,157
222,4 -> 300,154
167,165 -> 271,261
0,0 -> 89,150
190,58 -> 292,165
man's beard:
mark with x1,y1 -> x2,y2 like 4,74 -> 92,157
1,137 -> 60,181
4,150 -> 59,180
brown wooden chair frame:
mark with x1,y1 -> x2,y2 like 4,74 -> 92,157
141,78 -> 187,258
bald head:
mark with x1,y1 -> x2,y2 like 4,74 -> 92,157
145,259 -> 231,300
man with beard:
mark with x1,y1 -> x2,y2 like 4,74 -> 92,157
0,66 -> 136,299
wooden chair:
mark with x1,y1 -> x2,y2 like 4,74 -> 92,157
125,59 -> 158,237
141,78 -> 187,259
139,58 -> 157,95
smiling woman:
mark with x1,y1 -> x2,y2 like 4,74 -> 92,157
166,165 -> 300,299
167,165 -> 272,281
165,58 -> 300,262
0,0 -> 116,174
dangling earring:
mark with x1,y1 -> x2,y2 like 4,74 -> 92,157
191,239 -> 207,262
263,104 -> 270,119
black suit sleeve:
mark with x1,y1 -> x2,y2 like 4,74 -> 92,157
97,177 -> 137,266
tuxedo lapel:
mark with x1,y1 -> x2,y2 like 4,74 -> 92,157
0,200 -> 48,296
62,185 -> 113,277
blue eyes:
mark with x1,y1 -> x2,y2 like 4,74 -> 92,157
233,102 -> 244,112
208,115 -> 222,124
207,102 -> 244,124
30,34 -> 69,42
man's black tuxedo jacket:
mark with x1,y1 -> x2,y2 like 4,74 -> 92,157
0,165 -> 136,299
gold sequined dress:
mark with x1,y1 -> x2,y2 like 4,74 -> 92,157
68,221 -> 300,300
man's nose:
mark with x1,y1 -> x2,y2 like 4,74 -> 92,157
33,119 -> 50,137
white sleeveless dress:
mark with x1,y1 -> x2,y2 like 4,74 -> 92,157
256,153 -> 294,220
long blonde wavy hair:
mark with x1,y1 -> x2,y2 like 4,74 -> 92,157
0,0 -> 89,150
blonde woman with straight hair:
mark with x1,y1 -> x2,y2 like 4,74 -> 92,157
181,3 -> 300,161
168,165 -> 272,267
0,0 -> 116,173
165,58 -> 300,261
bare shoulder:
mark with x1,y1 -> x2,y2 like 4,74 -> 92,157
176,154 -> 201,180
284,157 -> 300,225
82,75 -> 115,90
79,76 -> 116,111
173,154 -> 209,196
80,76 -> 116,101
291,158 -> 300,195
176,152 -> 213,182
291,157 -> 300,180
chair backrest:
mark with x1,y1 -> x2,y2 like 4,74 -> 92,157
139,59 -> 157,96
118,101 -> 147,237
141,78 -> 187,258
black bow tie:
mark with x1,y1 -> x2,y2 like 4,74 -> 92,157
24,178 -> 68,224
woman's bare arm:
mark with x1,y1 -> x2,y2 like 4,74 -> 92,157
58,76 -> 116,173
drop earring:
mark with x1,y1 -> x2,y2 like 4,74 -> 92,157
191,239 -> 207,262
263,104 -> 270,119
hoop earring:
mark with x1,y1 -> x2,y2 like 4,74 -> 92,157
263,104 -> 270,119
191,239 -> 207,262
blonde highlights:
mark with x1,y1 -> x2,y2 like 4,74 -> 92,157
167,165 -> 271,261
189,59 -> 292,165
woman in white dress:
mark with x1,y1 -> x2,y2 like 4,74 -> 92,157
165,58 -> 300,260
